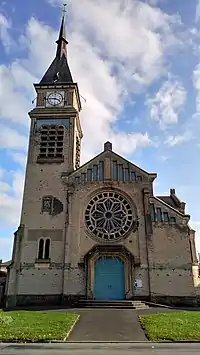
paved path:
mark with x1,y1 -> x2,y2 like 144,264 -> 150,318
67,309 -> 147,342
1,343 -> 200,355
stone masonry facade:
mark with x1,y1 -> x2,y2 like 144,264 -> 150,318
5,14 -> 200,308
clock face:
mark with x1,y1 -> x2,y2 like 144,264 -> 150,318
47,92 -> 64,106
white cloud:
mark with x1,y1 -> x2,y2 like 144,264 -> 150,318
0,125 -> 28,151
193,63 -> 200,113
0,65 -> 33,125
0,237 -> 13,261
196,0 -> 200,22
11,153 -> 27,168
0,1 -> 184,239
0,170 -> 24,227
147,78 -> 186,128
0,13 -> 13,52
165,131 -> 193,147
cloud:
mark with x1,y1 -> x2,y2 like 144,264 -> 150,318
0,237 -> 13,261
0,1 -> 184,238
196,0 -> 200,22
147,78 -> 186,128
0,13 -> 13,52
0,169 -> 24,227
165,131 -> 193,147
11,152 -> 27,168
0,65 -> 33,126
193,63 -> 200,113
0,124 -> 28,151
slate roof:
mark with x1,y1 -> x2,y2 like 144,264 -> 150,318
157,196 -> 178,209
39,15 -> 73,85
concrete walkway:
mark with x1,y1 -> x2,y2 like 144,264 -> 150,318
67,309 -> 147,342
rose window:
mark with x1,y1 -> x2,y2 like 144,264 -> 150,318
85,191 -> 134,241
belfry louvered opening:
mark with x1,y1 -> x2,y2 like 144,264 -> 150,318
38,125 -> 64,159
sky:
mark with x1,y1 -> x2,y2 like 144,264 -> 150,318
0,0 -> 200,261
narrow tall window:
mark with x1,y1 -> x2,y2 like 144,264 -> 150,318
163,212 -> 169,222
150,204 -> 155,222
112,161 -> 118,180
99,161 -> 104,180
44,239 -> 50,259
118,164 -> 124,180
38,239 -> 44,259
93,165 -> 99,181
156,208 -> 162,222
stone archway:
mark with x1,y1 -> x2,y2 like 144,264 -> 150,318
84,245 -> 135,300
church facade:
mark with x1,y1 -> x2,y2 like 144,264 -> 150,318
5,15 -> 199,308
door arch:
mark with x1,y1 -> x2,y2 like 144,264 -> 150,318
94,256 -> 125,300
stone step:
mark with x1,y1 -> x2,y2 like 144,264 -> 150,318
76,300 -> 150,309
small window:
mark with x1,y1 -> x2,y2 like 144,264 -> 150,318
38,238 -> 44,259
44,239 -> 50,259
112,161 -> 118,180
99,161 -> 104,180
93,165 -> 98,181
156,208 -> 162,222
37,238 -> 51,260
163,212 -> 169,222
87,169 -> 92,181
150,204 -> 155,222
118,164 -> 124,181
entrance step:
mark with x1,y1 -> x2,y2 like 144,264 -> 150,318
76,300 -> 150,309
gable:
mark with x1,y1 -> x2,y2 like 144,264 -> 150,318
149,196 -> 190,225
67,147 -> 157,185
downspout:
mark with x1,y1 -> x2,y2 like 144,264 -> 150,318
143,188 -> 152,301
61,182 -> 69,304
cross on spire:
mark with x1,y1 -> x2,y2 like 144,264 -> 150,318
62,3 -> 67,16
55,3 -> 69,59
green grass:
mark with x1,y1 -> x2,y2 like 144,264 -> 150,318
139,311 -> 200,341
0,310 -> 79,342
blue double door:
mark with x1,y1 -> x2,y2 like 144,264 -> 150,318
94,256 -> 125,300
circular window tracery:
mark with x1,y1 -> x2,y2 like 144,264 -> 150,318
85,191 -> 135,241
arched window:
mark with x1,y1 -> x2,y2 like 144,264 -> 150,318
44,238 -> 50,259
38,238 -> 44,259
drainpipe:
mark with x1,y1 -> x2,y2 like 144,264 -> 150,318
143,188 -> 152,301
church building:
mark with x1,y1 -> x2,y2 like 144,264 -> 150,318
5,14 -> 199,308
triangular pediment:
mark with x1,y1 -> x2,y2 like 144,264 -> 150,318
67,144 -> 157,185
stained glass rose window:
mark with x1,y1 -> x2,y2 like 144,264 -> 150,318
85,191 -> 134,241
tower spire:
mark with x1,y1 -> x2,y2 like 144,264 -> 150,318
39,3 -> 73,85
56,4 -> 68,59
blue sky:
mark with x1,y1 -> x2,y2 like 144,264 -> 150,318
1,0 -> 200,261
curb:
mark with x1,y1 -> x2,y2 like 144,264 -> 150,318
51,340 -> 200,343
1,340 -> 200,344
64,315 -> 80,341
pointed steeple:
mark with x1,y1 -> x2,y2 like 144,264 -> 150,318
56,14 -> 68,59
39,11 -> 73,85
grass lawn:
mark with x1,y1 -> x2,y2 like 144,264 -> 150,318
0,310 -> 79,342
139,311 -> 200,341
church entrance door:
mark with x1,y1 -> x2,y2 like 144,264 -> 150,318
94,256 -> 125,300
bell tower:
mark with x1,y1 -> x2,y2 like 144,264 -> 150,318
29,13 -> 83,172
18,12 -> 83,231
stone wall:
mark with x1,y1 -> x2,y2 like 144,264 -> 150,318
149,223 -> 196,297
